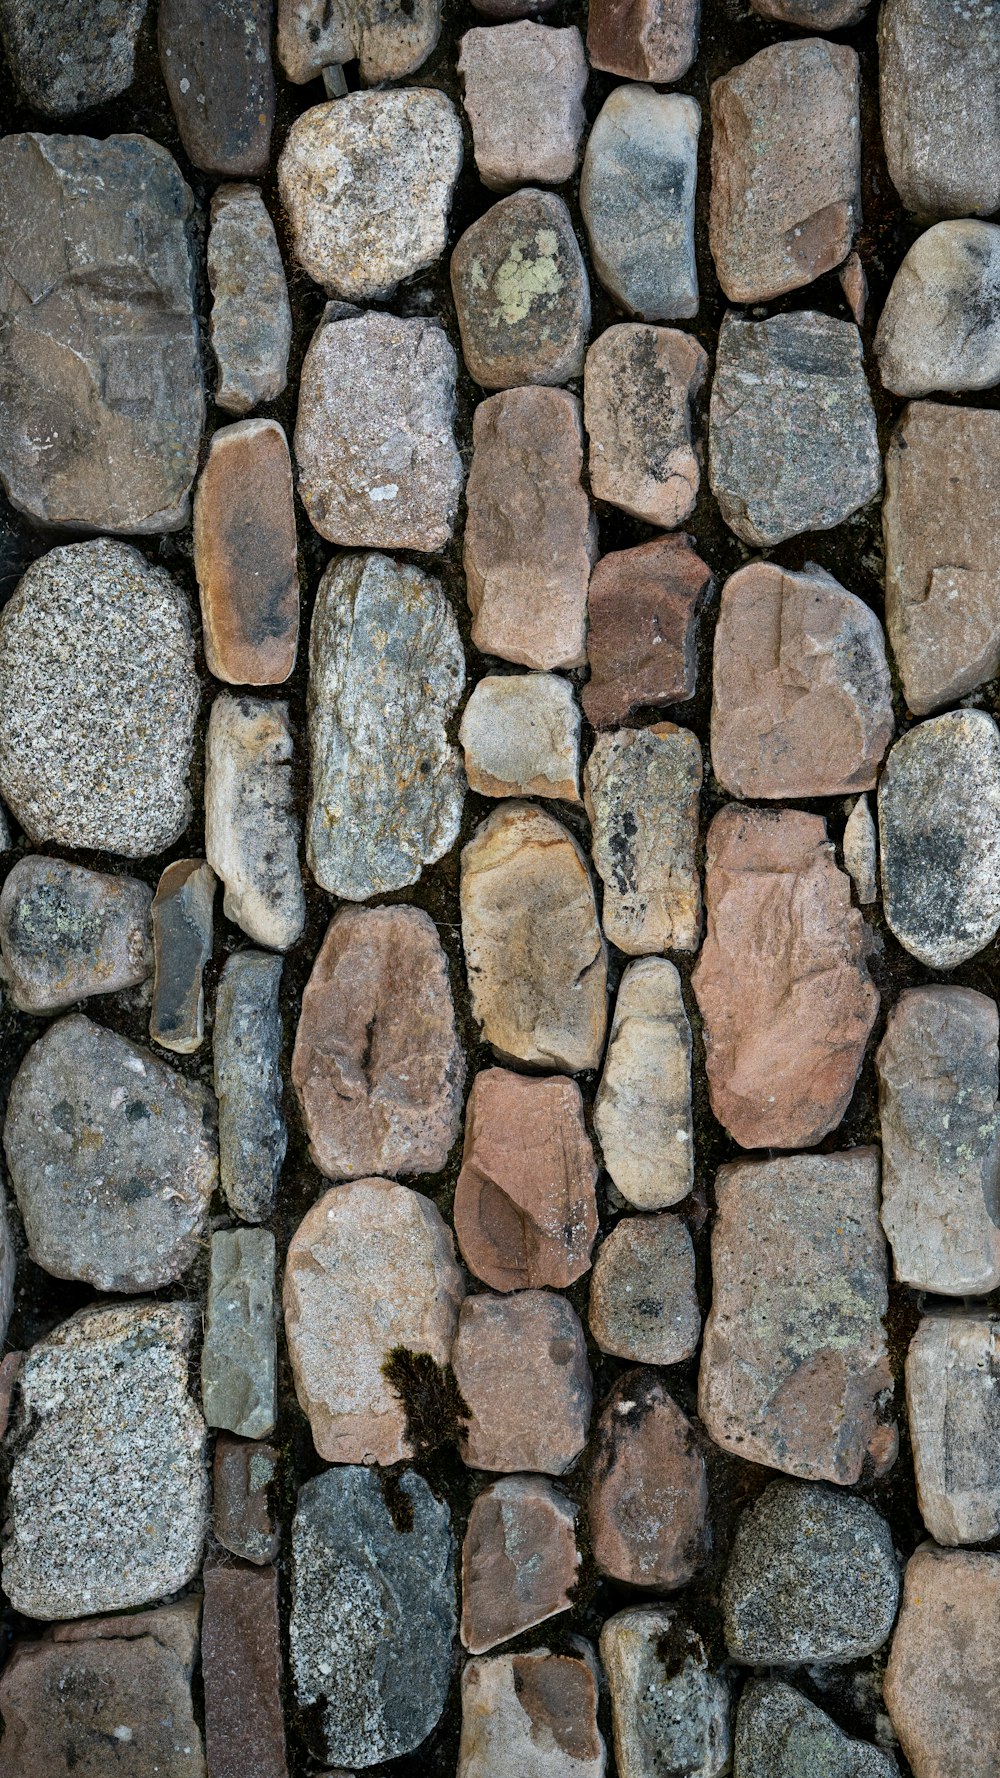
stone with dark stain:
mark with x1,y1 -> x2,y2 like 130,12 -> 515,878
150,858 -> 216,1056
451,188 -> 590,390
581,86 -> 699,321
0,855 -> 152,1014
587,1370 -> 707,1589
0,0 -> 148,115
194,419 -> 299,687
202,1559 -> 288,1778
585,324 -> 707,528
584,534 -> 710,729
459,1648 -> 606,1776
159,0 -> 275,177
214,950 -> 287,1224
589,1213 -> 701,1366
601,1606 -> 731,1778
584,723 -> 702,955
586,0 -> 698,82
213,1434 -> 280,1565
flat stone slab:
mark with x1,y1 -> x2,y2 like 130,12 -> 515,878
589,1212 -> 700,1366
0,856 -> 152,1013
875,221 -> 1000,397
461,1475 -> 579,1653
594,958 -> 694,1210
459,1650 -> 606,1778
208,184 -> 292,416
205,693 -> 305,953
907,1313 -> 1000,1547
459,22 -> 587,192
159,0 -> 274,176
214,950 -> 287,1224
584,534 -> 710,729
451,188 -> 590,388
194,418 -> 299,686
601,1607 -> 731,1778
587,0 -> 698,81
588,1371 -> 706,1588
879,0 -> 1000,217
202,1228 -> 277,1441
459,672 -> 581,802
585,324 -> 706,528
735,1679 -> 899,1778
885,1547 -> 1000,1778
203,1561 -> 287,1778
584,722 -> 702,955
0,0 -> 147,114
452,1289 -> 592,1475
581,86 -> 699,321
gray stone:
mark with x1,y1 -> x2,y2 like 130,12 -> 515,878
844,795 -> 878,904
0,1189 -> 15,1353
581,85 -> 699,322
278,0 -> 442,84
459,1649 -> 606,1778
594,958 -> 693,1209
451,189 -> 590,389
202,1228 -> 277,1441
907,1313 -> 1000,1547
751,0 -> 870,20
208,185 -> 292,415
589,1213 -> 700,1365
150,859 -> 215,1056
0,133 -> 203,532
291,1465 -> 455,1768
601,1607 -> 731,1778
584,724 -> 702,955
735,1679 -> 899,1778
584,324 -> 706,528
307,551 -> 465,901
459,673 -> 581,802
204,693 -> 305,952
214,951 -> 286,1224
0,0 -> 147,114
2,1302 -> 208,1621
0,539 -> 198,856
875,222 -> 1000,397
4,1013 -> 218,1293
459,23 -> 587,193
710,310 -> 882,546
158,0 -> 274,177
879,0 -> 1000,217
0,856 -> 152,1014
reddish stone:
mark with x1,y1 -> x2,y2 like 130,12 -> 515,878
213,1435 -> 280,1566
459,1649 -> 605,1777
885,1546 -> 1000,1778
588,1371 -> 706,1589
461,1475 -> 579,1653
452,1290 -> 591,1475
587,0 -> 698,82
583,535 -> 710,730
203,1560 -> 287,1778
194,419 -> 299,687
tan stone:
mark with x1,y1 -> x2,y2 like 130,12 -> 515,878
461,1475 -> 579,1653
594,958 -> 693,1209
583,534 -> 710,729
452,1290 -> 591,1475
584,325 -> 706,528
588,1213 -> 700,1366
588,1370 -> 706,1588
584,724 -> 702,955
459,1650 -> 606,1778
204,693 -> 305,953
840,248 -> 869,322
458,23 -> 587,193
194,419 -> 298,687
907,1314 -> 1000,1547
885,1546 -> 1000,1778
586,0 -> 697,81
843,794 -> 878,904
459,672 -> 581,802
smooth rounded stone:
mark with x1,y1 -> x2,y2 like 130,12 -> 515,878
214,951 -> 286,1225
294,902 -> 463,1177
461,1475 -> 579,1654
710,562 -> 894,800
601,1607 -> 731,1778
460,1649 -> 604,1778
460,803 -> 607,1073
594,959 -> 694,1209
202,1228 -> 277,1441
875,222 -> 1000,397
585,325 -> 706,528
291,1465 -> 455,1768
453,1290 -> 591,1475
205,693 -> 305,952
844,794 -> 878,905
584,723 -> 702,955
295,310 -> 461,551
194,419 -> 298,686
878,711 -> 1000,968
710,310 -> 881,547
208,185 -> 291,416
589,1213 -> 700,1365
213,1435 -> 280,1566
587,0 -> 698,81
451,189 -> 590,389
3,1302 -> 208,1621
460,673 -> 581,802
692,806 -> 878,1150
907,1314 -> 1000,1547
0,539 -> 197,856
278,0 -> 441,83
149,858 -> 214,1055
879,0 -> 1000,218
0,0 -> 147,114
885,1547 -> 1000,1778
464,387 -> 596,670
735,1679 -> 899,1778
0,856 -> 152,1014
0,133 -> 203,533
158,0 -> 274,177
588,1371 -> 707,1589
202,1560 -> 286,1778
580,86 -> 699,322
584,534 -> 710,729
5,1013 -> 217,1293
459,23 -> 587,193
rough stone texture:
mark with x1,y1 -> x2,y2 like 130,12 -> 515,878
451,189 -> 590,389
284,1178 -> 464,1465
878,711 -> 1000,968
2,1302 -> 208,1620
0,539 -> 198,856
453,1290 -> 591,1475
584,534 -> 710,729
0,0 -> 147,114
588,1371 -> 707,1588
601,1607 -> 731,1778
213,1435 -> 280,1566
307,551 -> 464,900
580,86 -> 699,322
584,723 -> 702,955
295,310 -> 461,551
150,858 -> 215,1055
877,987 -> 1000,1295
879,0 -> 1000,218
208,184 -> 291,415
205,693 -> 305,952
202,1229 -> 277,1441
464,387 -> 596,669
461,1476 -> 579,1653
710,562 -> 894,799
203,1561 -> 287,1778
159,0 -> 273,175
292,904 -> 464,1180
0,1194 -> 16,1354
214,950 -> 287,1224
586,0 -> 698,82
692,805 -> 878,1150
885,1547 -> 1000,1778
291,1465 -> 455,1768
907,1314 -> 1000,1547
875,222 -> 1000,397
459,1650 -> 605,1778
710,310 -> 882,547
459,23 -> 587,193
735,1679 -> 899,1778
0,132 -> 204,533
460,673 -> 581,802
5,1013 -> 217,1293
585,325 -> 707,528
844,794 -> 878,904
194,419 -> 298,686
754,0 -> 869,16
460,803 -> 607,1073
589,1213 -> 700,1365
0,856 -> 152,1014
0,1350 -> 21,1441
594,959 -> 694,1210
278,0 -> 442,84
841,248 -> 869,322
710,40 -> 861,304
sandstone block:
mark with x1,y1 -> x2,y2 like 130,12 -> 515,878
203,1561 -> 287,1778
459,23 -> 587,192
202,1228 -> 277,1442
585,324 -> 706,528
214,950 -> 287,1224
907,1314 -> 1000,1546
879,0 -> 1000,217
213,1435 -> 280,1566
589,1213 -> 700,1365
460,673 -> 581,802
459,1650 -> 605,1778
461,1475 -> 579,1653
194,419 -> 298,686
586,0 -> 698,82
588,1371 -> 706,1589
875,222 -> 1000,397
885,1547 -> 1000,1778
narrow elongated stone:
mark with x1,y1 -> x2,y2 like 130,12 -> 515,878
584,724 -> 702,955
208,185 -> 291,415
194,420 -> 298,686
602,1608 -> 731,1778
594,958 -> 693,1209
588,1372 -> 706,1588
879,0 -> 1000,217
214,951 -> 286,1225
0,856 -> 152,1014
203,1561 -> 287,1778
885,1547 -> 1000,1778
150,859 -> 215,1056
213,1435 -> 280,1565
451,189 -> 590,389
202,1229 -> 277,1441
907,1314 -> 1000,1546
581,86 -> 699,321
459,1651 -> 606,1778
461,1476 -> 579,1653
587,0 -> 698,81
159,0 -> 275,177
205,694 -> 305,953
844,794 -> 878,904
585,324 -> 707,528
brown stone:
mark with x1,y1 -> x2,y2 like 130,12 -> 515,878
587,0 -> 698,82
159,0 -> 274,177
461,1475 -> 579,1653
453,1290 -> 591,1475
0,1350 -> 21,1441
454,1067 -> 599,1291
150,858 -> 215,1056
840,247 -> 869,322
885,1546 -> 1000,1778
451,188 -> 591,390
584,723 -> 702,955
753,0 -> 869,20
583,534 -> 710,729
692,805 -> 878,1150
907,1314 -> 1000,1547
203,1560 -> 287,1778
292,904 -> 465,1180
459,1650 -> 606,1778
194,419 -> 299,687
585,324 -> 706,528
588,1371 -> 707,1589
213,1435 -> 280,1566
588,1214 -> 701,1366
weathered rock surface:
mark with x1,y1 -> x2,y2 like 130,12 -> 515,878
0,0 -> 147,114
277,0 -> 442,84
0,1193 -> 16,1354
459,1650 -> 606,1778
594,959 -> 694,1209
844,794 -> 878,904
584,723 -> 702,955
208,184 -> 291,415
886,1547 -> 1000,1778
584,534 -> 710,729
213,1435 -> 280,1566
580,86 -> 699,321
586,0 -> 698,82
459,23 -> 587,192
879,0 -> 1000,218
841,248 -> 869,322
735,1679 -> 899,1778
203,1229 -> 277,1441
451,188 -> 590,388
601,1607 -> 731,1778
203,1561 -> 287,1778
461,1476 -> 579,1653
589,1213 -> 700,1365
215,950 -> 287,1224
194,419 -> 298,686
460,673 -> 581,802
753,0 -> 869,18
875,222 -> 1000,397
159,0 -> 274,176
205,694 -> 305,952
907,1314 -> 1000,1547
588,1371 -> 706,1588
0,856 -> 152,1013
150,858 -> 215,1055
453,1290 -> 591,1474
585,324 -> 706,528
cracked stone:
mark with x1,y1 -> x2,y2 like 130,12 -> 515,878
205,693 -> 305,952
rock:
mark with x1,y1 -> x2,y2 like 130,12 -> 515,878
158,0 -> 274,177
735,1679 -> 899,1778
150,859 -> 215,1055
882,402 -> 1000,714
208,185 -> 291,415
459,23 -> 587,193
306,551 -> 464,900
588,1371 -> 706,1588
589,1213 -> 700,1365
601,1607 -> 731,1778
583,534 -> 710,729
840,248 -> 869,322
4,1013 -> 217,1293
452,1290 -> 591,1474
213,1435 -> 280,1565
844,795 -> 878,904
464,387 -> 596,669
461,1476 -> 579,1653
202,1229 -> 277,1441
586,0 -> 698,81
203,1561 -> 286,1778
710,40 -> 860,304
580,86 -> 699,321
710,310 -> 881,546
284,1177 -> 464,1465
879,0 -> 1000,217
0,1351 -> 22,1442
907,1314 -> 1000,1546
277,0 -> 441,83
214,951 -> 286,1224
754,0 -> 869,16
878,711 -> 1000,967
459,1650 -> 606,1778
0,132 -> 203,533
292,904 -> 464,1179
0,856 -> 152,1014
594,958 -> 694,1209
204,693 -> 305,952
710,562 -> 894,799
460,673 -> 581,802
691,805 -> 878,1150
460,803 -> 607,1072
885,1546 -> 1000,1778
0,539 -> 198,856
451,189 -> 590,389
0,0 -> 147,114
875,222 -> 1000,397
453,1067 -> 598,1291
584,723 -> 702,955
194,420 -> 298,686
295,310 -> 461,551
0,1195 -> 16,1352
585,324 -> 706,528
2,1303 -> 208,1620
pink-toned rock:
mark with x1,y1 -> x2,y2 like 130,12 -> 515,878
202,1560 -> 287,1778
588,1370 -> 707,1589
459,1650 -> 606,1778
461,1475 -> 579,1653
452,1290 -> 591,1475
584,723 -> 702,955
458,23 -> 587,193
691,805 -> 878,1150
589,1215 -> 700,1365
885,1546 -> 1000,1778
587,0 -> 698,82
584,325 -> 706,528
193,419 -> 299,687
213,1435 -> 280,1566
583,534 -> 711,729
